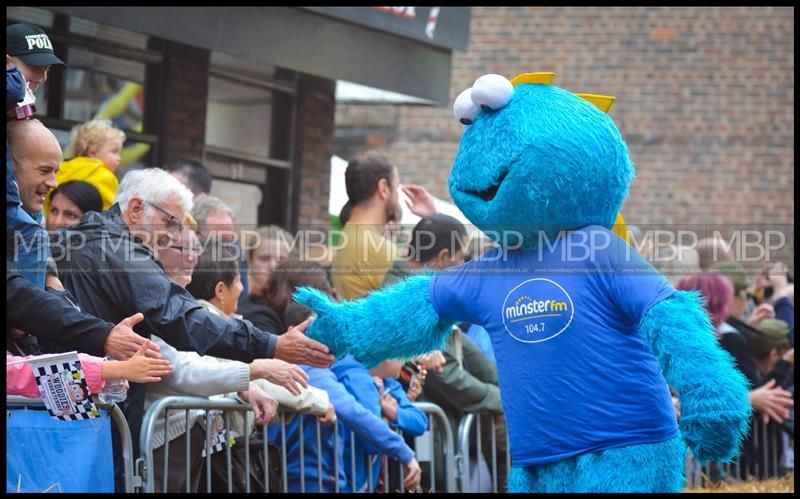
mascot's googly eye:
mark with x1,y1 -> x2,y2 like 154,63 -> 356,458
453,88 -> 479,125
469,74 -> 514,111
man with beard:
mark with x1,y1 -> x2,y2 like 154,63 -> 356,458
331,151 -> 435,300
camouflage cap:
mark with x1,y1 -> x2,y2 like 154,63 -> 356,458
750,318 -> 790,357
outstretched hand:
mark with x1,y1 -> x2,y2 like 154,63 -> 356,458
241,384 -> 279,426
401,184 -> 437,217
251,358 -> 309,395
104,313 -> 161,360
415,351 -> 446,373
750,379 -> 794,425
105,342 -> 173,384
293,287 -> 351,359
275,317 -> 336,368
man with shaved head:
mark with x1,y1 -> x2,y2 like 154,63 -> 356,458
6,119 -> 62,294
7,118 -> 62,212
6,118 -> 65,355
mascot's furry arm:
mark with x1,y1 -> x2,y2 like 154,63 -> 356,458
294,274 -> 454,368
641,290 -> 751,463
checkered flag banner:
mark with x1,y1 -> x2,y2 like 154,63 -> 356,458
27,352 -> 101,421
201,410 -> 235,457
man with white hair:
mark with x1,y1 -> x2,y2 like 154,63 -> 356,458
51,167 -> 335,485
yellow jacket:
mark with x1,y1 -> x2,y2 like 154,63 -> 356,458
48,156 -> 119,214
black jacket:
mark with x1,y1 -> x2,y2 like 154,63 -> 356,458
51,204 -> 279,361
6,270 -> 113,356
50,204 -> 280,457
238,294 -> 285,334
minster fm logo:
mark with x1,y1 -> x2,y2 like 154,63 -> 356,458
501,278 -> 574,344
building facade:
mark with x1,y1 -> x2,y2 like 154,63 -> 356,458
9,6 -> 469,233
336,6 -> 794,266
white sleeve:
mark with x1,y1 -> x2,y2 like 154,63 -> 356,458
250,378 -> 330,416
152,335 -> 251,397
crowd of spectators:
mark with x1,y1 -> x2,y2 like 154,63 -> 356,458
6,21 -> 793,492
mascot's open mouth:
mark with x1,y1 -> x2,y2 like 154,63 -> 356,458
463,169 -> 508,202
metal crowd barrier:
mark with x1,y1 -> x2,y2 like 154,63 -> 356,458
137,396 -> 458,493
17,391 -> 790,493
363,401 -> 457,493
6,395 -> 136,493
684,416 -> 794,488
456,411 -> 510,492
138,396 -> 252,493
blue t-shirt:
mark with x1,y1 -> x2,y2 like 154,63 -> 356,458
429,225 -> 679,467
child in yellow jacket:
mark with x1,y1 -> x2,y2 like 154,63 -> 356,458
47,119 -> 126,213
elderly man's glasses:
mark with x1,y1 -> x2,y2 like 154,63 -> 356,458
145,201 -> 184,233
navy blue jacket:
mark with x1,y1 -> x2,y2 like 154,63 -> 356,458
7,67 -> 26,206
268,365 -> 414,492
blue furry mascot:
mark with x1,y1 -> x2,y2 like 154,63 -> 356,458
296,72 -> 751,492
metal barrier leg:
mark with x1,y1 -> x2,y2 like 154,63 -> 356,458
367,454 -> 374,492
762,419 -> 769,479
411,402 -> 456,492
103,403 -> 136,493
333,422 -> 340,493
430,418 -> 436,493
476,416 -> 482,492
399,454 -> 405,493
317,418 -> 323,492
491,417 -> 498,492
383,454 -> 389,492
458,413 -> 474,492
244,416 -> 251,493
224,411 -> 232,493
299,415 -> 305,493
281,412 -> 288,493
205,411 -> 212,493
162,409 -> 170,492
262,424 -> 268,493
185,411 -> 191,493
753,418 -> 760,479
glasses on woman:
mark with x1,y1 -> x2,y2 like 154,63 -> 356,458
145,201 -> 184,234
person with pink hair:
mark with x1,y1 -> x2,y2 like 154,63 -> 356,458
675,273 -> 734,331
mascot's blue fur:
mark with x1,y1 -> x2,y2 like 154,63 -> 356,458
296,73 -> 751,492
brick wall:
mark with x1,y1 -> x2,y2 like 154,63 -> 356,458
336,6 -> 794,266
295,74 -> 336,230
159,41 -> 209,162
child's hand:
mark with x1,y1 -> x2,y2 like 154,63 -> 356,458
244,384 -> 278,426
380,393 -> 398,422
319,404 -> 337,425
373,376 -> 385,397
110,342 -> 173,383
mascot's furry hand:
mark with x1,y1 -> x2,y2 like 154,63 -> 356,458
641,291 -> 752,464
294,275 -> 455,369
292,286 -> 352,359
